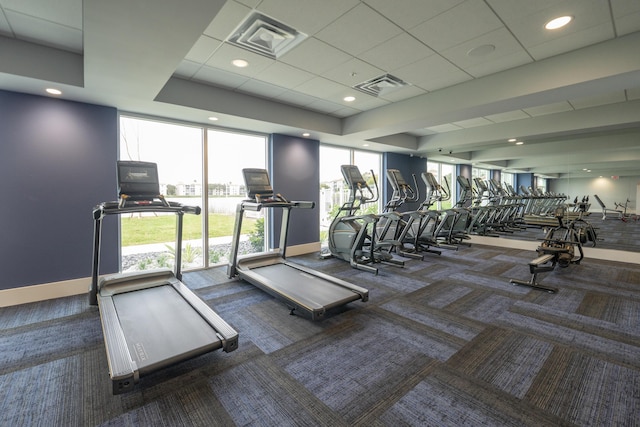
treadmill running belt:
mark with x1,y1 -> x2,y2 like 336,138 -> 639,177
112,285 -> 221,374
250,263 -> 359,307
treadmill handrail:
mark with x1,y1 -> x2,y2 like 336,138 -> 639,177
240,199 -> 314,212
93,200 -> 201,219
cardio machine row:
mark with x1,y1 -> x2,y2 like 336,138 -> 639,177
322,165 -> 472,275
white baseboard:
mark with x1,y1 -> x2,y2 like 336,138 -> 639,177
0,242 -> 322,308
469,235 -> 640,264
285,242 -> 321,257
0,277 -> 90,308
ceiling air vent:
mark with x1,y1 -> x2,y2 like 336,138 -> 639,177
227,12 -> 307,59
353,74 -> 409,97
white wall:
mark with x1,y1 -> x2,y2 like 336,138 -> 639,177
550,175 -> 639,214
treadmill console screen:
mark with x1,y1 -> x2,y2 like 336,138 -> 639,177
243,168 -> 274,199
117,161 -> 160,199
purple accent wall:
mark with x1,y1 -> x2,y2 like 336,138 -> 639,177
0,90 -> 118,290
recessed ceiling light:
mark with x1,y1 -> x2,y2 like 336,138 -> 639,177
208,116 -> 219,121
343,96 -> 356,102
302,132 -> 310,137
46,88 -> 62,95
545,16 -> 572,30
232,59 -> 249,68
508,138 -> 517,142
515,141 -> 524,145
362,143 -> 369,147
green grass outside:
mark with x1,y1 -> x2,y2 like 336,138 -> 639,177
121,213 -> 257,246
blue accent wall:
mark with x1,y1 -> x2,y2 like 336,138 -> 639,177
0,90 -> 118,290
269,134 -> 320,248
516,173 -> 534,193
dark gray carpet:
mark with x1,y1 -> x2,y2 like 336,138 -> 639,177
1,241 -> 639,426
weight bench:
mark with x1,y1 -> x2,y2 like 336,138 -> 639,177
593,194 -> 622,220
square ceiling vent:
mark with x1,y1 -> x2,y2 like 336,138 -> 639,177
353,74 -> 409,97
228,12 -> 307,59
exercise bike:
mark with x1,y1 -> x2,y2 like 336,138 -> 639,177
509,207 -> 584,293
322,165 -> 403,275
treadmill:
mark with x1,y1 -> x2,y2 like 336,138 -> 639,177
90,161 -> 238,394
226,168 -> 369,320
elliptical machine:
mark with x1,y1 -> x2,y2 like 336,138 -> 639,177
323,165 -> 403,274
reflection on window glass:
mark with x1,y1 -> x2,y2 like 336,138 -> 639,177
119,116 -> 203,273
207,129 -> 266,265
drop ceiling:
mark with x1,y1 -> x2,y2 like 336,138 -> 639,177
1,0 -> 639,178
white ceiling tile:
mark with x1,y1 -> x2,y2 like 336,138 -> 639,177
378,84 -> 426,103
611,0 -> 640,35
484,110 -> 531,123
279,37 -> 352,75
363,0 -> 465,30
322,58 -> 384,87
569,91 -> 627,110
257,0 -> 359,36
464,50 -> 532,78
293,76 -> 352,100
439,27 -> 529,74
315,3 -> 403,56
346,93 -> 390,111
452,117 -> 495,128
174,60 -> 202,79
256,62 -> 315,88
0,6 -> 10,34
488,0 -> 612,49
359,33 -> 435,72
1,0 -> 81,29
5,11 -> 82,53
426,123 -> 463,133
203,1 -> 251,41
235,0 -> 261,8
409,0 -> 503,51
523,101 -> 573,117
204,43 -> 275,77
185,35 -> 222,64
192,66 -> 249,89
614,10 -> 640,36
527,22 -> 614,60
392,54 -> 471,91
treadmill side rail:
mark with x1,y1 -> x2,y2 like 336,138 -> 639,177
172,280 -> 239,353
98,296 -> 138,395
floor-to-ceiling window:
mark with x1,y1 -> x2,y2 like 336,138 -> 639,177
119,116 -> 267,272
319,145 -> 382,245
206,129 -> 267,265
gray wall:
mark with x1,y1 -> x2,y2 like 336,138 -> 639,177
0,90 -> 119,290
